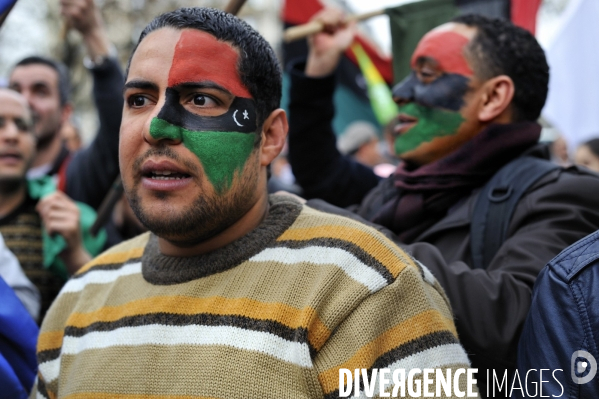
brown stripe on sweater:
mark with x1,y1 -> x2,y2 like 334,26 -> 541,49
64,312 -> 311,347
317,309 -> 458,394
38,347 -> 62,364
274,238 -> 395,284
72,257 -> 142,279
278,225 -> 415,278
67,295 -> 331,351
36,374 -> 54,399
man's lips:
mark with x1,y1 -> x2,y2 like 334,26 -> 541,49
394,114 -> 418,136
140,159 -> 192,191
0,152 -> 24,165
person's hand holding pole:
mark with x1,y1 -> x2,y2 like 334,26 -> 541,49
305,8 -> 357,78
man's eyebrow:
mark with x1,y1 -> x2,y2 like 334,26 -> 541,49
123,80 -> 159,94
172,81 -> 231,95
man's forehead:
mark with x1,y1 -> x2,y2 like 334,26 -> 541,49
131,28 -> 251,98
411,23 -> 475,77
0,89 -> 30,117
10,63 -> 59,86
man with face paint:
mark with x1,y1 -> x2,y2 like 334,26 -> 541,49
286,9 -> 599,395
33,7 -> 474,399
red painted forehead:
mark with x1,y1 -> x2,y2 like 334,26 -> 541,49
411,30 -> 473,77
168,30 -> 252,98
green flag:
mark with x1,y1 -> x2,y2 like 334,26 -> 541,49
351,42 -> 398,126
386,0 -> 459,84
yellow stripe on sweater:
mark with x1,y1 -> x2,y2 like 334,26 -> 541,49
37,331 -> 64,353
317,309 -> 458,394
278,225 -> 415,277
76,247 -> 145,275
66,295 -> 331,350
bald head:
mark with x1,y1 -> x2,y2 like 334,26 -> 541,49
0,88 -> 37,186
0,88 -> 33,127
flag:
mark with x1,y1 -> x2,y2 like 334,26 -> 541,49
281,0 -> 394,135
351,42 -> 398,126
386,0 -> 459,83
511,0 -> 542,34
542,0 -> 599,151
455,0 -> 509,20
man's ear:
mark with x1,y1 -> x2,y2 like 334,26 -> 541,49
259,108 -> 288,167
478,75 -> 515,123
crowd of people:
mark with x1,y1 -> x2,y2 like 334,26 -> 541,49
1,1 -> 599,398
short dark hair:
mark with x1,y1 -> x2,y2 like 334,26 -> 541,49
128,7 -> 282,129
13,56 -> 71,106
584,138 -> 599,157
452,14 -> 549,122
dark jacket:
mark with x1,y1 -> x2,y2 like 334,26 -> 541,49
60,57 -> 124,210
516,229 -> 599,399
288,60 -> 599,395
288,60 -> 381,208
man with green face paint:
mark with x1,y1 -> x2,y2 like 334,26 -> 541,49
286,9 -> 599,396
33,8 -> 474,398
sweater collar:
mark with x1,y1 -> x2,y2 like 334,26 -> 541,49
142,195 -> 303,285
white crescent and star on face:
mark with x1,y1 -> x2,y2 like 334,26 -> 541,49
233,109 -> 250,127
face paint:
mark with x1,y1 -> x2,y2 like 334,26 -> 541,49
394,103 -> 465,154
393,72 -> 470,111
411,30 -> 473,76
392,28 -> 473,157
150,30 -> 257,194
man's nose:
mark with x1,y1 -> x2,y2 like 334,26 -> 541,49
146,116 -> 183,144
392,73 -> 418,104
0,119 -> 20,141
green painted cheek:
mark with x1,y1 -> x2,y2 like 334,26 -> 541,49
150,118 -> 256,194
394,103 -> 465,154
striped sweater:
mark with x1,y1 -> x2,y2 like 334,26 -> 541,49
34,195 -> 475,398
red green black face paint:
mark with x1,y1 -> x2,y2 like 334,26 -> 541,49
150,30 -> 258,194
391,29 -> 472,155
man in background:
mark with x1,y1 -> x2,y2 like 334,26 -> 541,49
9,0 -> 123,211
286,9 -> 599,394
0,88 -> 103,322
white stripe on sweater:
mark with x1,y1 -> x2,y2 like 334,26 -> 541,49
38,357 -> 61,385
61,324 -> 313,368
249,247 -> 388,292
62,262 -> 141,293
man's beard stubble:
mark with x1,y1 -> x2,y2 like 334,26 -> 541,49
125,144 -> 260,247
33,110 -> 63,152
0,177 -> 26,196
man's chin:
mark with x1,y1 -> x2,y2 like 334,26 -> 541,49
0,175 -> 26,193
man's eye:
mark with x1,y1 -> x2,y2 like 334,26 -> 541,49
15,119 -> 30,132
33,89 -> 50,97
191,95 -> 216,107
127,95 -> 147,107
